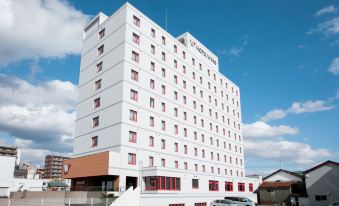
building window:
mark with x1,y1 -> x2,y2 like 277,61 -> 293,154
93,98 -> 100,109
182,51 -> 186,59
174,60 -> 178,68
150,79 -> 155,89
133,15 -> 140,27
150,97 -> 155,108
209,180 -> 219,191
162,68 -> 166,77
174,143 -> 178,152
129,110 -> 137,122
130,89 -> 138,101
174,45 -> 177,53
162,36 -> 166,45
150,116 -> 154,127
174,75 -> 178,84
96,62 -> 103,72
184,162 -> 188,170
92,116 -> 99,127
175,161 -> 179,169
151,45 -> 155,54
192,179 -> 199,189
249,183 -> 253,192
174,108 -> 178,117
238,183 -> 245,192
194,148 -> 197,156
131,70 -> 138,81
162,52 -> 166,61
151,28 -> 155,37
151,61 -> 155,71
149,136 -> 154,147
149,156 -> 154,167
132,51 -> 139,62
192,58 -> 195,66
161,139 -> 166,149
144,176 -> 180,191
91,136 -> 98,147
184,145 -> 187,154
95,79 -> 101,91
128,153 -> 136,165
161,85 -> 166,94
99,28 -> 105,39
174,125 -> 178,134
161,158 -> 166,167
225,182 -> 233,191
132,33 -> 140,44
129,131 -> 137,143
315,195 -> 328,201
195,203 -> 207,206
97,45 -> 104,55
161,120 -> 166,130
161,102 -> 166,112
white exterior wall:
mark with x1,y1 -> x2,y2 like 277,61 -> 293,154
264,171 -> 302,182
305,164 -> 339,206
74,2 -> 260,205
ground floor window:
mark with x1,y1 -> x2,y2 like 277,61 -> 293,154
238,182 -> 245,192
249,183 -> 253,192
192,179 -> 199,189
195,203 -> 207,206
209,180 -> 219,191
225,181 -> 233,191
144,176 -> 180,191
315,195 -> 327,201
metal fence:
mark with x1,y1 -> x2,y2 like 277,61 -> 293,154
0,197 -> 117,206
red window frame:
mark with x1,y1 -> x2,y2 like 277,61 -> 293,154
225,181 -> 233,192
132,51 -> 139,62
129,131 -> 137,143
238,182 -> 245,192
130,89 -> 138,101
144,176 -> 181,191
131,70 -> 138,81
249,183 -> 253,192
128,153 -> 136,165
129,110 -> 137,122
209,180 -> 219,191
195,203 -> 207,206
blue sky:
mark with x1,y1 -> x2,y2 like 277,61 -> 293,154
0,0 -> 338,174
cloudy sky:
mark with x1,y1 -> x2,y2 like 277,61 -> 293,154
0,0 -> 338,175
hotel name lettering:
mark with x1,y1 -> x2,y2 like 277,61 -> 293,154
189,39 -> 217,65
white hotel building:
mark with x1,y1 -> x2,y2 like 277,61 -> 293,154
63,3 -> 261,206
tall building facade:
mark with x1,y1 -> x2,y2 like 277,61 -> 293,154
43,155 -> 69,179
63,3 -> 261,205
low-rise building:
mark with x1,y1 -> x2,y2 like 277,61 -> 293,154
304,160 -> 339,206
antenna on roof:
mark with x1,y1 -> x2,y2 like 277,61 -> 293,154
165,9 -> 168,31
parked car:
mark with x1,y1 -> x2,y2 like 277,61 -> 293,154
224,197 -> 256,206
210,199 -> 240,206
328,203 -> 339,206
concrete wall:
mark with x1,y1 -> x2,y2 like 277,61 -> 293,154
258,188 -> 290,205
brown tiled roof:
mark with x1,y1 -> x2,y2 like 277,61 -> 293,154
259,181 -> 296,189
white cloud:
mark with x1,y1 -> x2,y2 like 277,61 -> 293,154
308,16 -> 339,37
0,75 -> 77,164
0,0 -> 90,65
261,100 -> 334,122
315,5 -> 337,17
245,140 -> 331,165
329,57 -> 339,75
243,121 -> 298,138
218,36 -> 248,58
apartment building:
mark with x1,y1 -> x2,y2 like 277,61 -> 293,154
43,155 -> 69,179
63,3 -> 261,205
